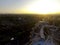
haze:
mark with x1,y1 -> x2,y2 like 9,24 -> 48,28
0,0 -> 60,14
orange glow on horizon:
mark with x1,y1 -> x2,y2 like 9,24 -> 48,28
15,0 -> 60,14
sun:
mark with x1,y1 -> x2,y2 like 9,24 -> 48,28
16,0 -> 60,14
21,0 -> 60,14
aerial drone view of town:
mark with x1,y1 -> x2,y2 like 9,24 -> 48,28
0,0 -> 60,45
0,14 -> 60,45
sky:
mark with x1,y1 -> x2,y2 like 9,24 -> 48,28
0,0 -> 60,14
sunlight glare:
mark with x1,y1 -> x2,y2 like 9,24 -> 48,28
24,0 -> 60,14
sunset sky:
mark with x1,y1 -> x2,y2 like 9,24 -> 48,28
0,0 -> 60,14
